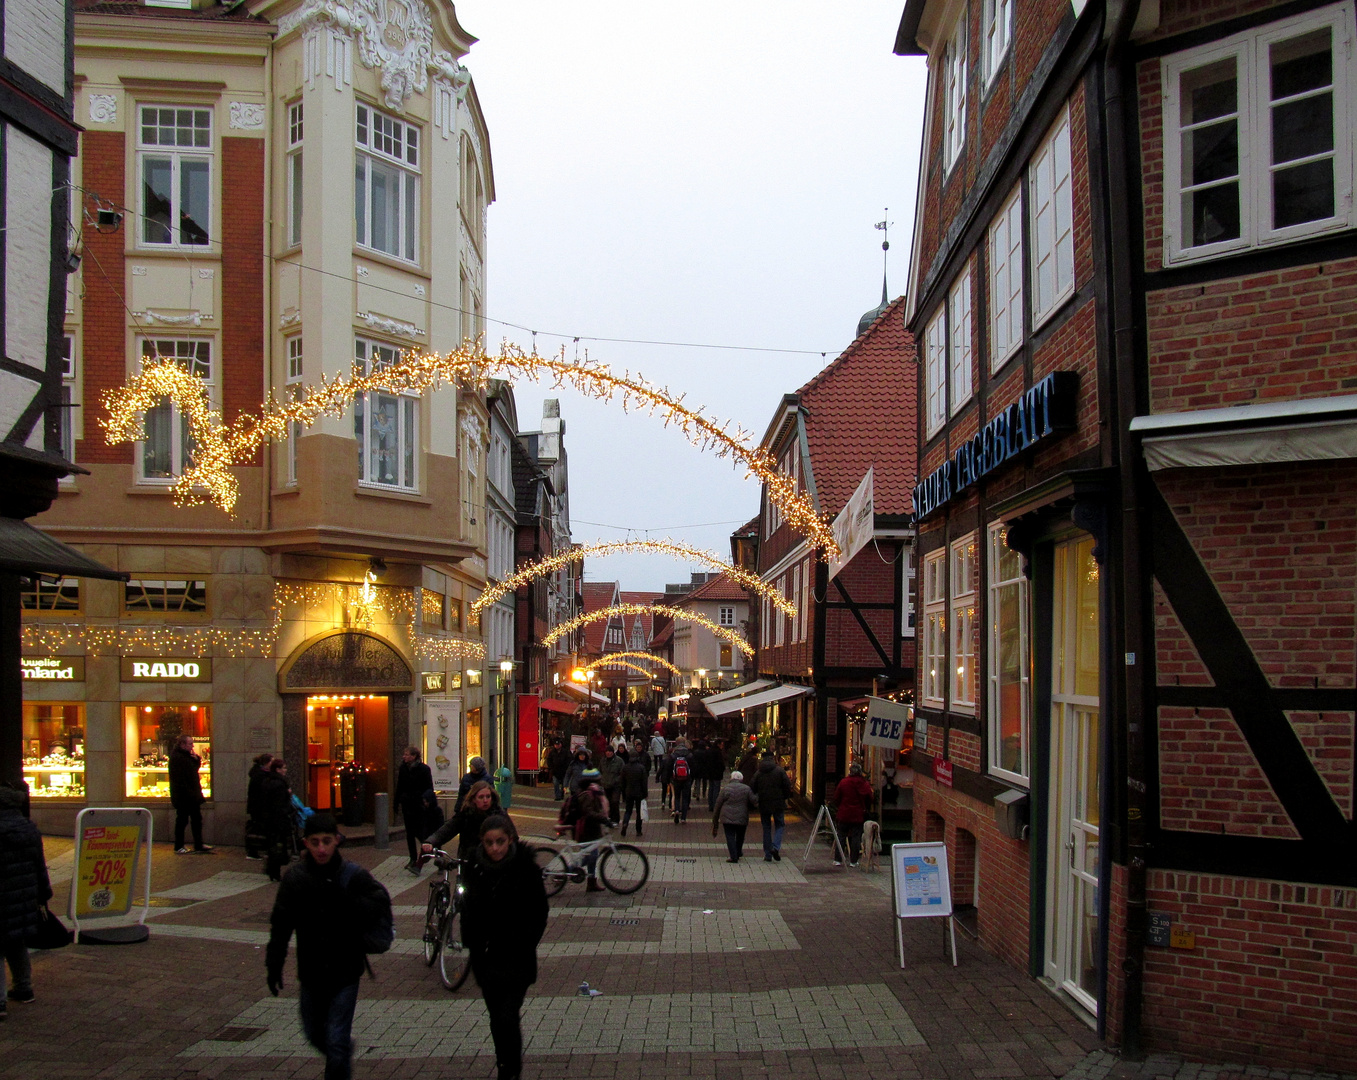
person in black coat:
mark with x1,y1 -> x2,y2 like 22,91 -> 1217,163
749,752 -> 794,861
266,812 -> 391,1080
394,746 -> 435,871
246,753 -> 274,859
453,756 -> 490,813
545,739 -> 570,800
0,783 -> 51,1012
459,814 -> 548,1080
260,759 -> 296,882
423,780 -> 504,860
619,755 -> 648,838
562,747 -> 591,795
168,735 -> 213,854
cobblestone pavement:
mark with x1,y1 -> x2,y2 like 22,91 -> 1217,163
1,786 -> 1345,1080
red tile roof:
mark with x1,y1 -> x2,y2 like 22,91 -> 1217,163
677,572 -> 750,605
618,592 -> 663,651
581,582 -> 620,655
792,294 -> 917,517
649,619 -> 674,649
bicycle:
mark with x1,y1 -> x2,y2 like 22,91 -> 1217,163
541,827 -> 649,896
420,849 -> 471,990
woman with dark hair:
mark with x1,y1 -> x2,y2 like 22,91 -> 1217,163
460,813 -> 548,1080
261,758 -> 296,882
422,779 -> 504,860
395,745 -> 435,872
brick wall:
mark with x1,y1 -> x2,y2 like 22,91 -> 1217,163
1141,870 -> 1357,1070
221,138 -> 265,465
77,131 -> 131,465
1153,579 -> 1214,686
1033,299 -> 1100,471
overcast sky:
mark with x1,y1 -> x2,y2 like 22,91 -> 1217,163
454,1 -> 928,592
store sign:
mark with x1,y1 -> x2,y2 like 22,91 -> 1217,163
68,807 -> 152,942
21,656 -> 85,681
932,756 -> 954,787
862,696 -> 911,750
121,657 -> 213,682
912,372 -> 1078,520
421,671 -> 446,694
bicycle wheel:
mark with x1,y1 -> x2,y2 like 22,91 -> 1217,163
422,886 -> 445,966
438,908 -> 471,991
541,852 -> 570,897
599,844 -> 649,895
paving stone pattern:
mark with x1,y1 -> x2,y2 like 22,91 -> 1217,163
1,786 -> 1345,1080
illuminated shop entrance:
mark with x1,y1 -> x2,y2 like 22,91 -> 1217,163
305,694 -> 390,816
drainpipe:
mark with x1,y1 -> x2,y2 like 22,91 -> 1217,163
1102,0 -> 1146,1058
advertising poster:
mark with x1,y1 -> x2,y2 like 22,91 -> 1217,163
73,823 -> 142,918
828,468 -> 874,581
891,841 -> 953,918
424,698 -> 462,791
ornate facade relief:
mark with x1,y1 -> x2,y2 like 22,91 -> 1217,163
357,311 -> 423,338
88,93 -> 116,124
229,102 -> 265,130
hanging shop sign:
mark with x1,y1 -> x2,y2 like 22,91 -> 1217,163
120,657 -> 213,682
828,468 -> 874,581
912,372 -> 1078,520
21,656 -> 85,681
861,696 -> 912,750
421,671 -> 446,694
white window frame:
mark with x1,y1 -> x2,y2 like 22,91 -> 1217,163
981,0 -> 1013,88
137,337 -> 213,482
942,22 -> 968,174
285,336 -> 303,485
1029,107 -> 1075,328
801,558 -> 812,643
950,532 -> 978,711
354,337 -> 418,491
775,576 -> 786,647
355,103 -> 420,264
989,186 -> 1024,371
987,522 -> 1031,785
287,101 -> 303,248
137,104 -> 212,249
922,548 -> 947,707
924,306 -> 947,437
719,605 -> 735,627
948,270 -> 973,415
1161,2 -> 1354,265
59,335 -> 76,465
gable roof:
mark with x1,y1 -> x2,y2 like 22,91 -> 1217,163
677,572 -> 749,605
582,581 -> 620,655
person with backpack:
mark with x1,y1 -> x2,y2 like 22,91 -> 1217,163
266,812 -> 393,1080
460,813 -> 549,1080
670,739 -> 694,824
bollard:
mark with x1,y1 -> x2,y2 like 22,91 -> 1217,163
373,792 -> 390,850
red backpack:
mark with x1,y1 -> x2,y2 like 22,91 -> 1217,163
673,755 -> 690,780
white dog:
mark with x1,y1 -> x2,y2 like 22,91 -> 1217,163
861,819 -> 882,871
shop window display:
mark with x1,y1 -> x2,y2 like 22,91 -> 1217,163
22,703 -> 86,798
124,703 -> 212,798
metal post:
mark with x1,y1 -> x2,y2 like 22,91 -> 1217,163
373,792 -> 389,850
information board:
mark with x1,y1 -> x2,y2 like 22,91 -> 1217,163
69,807 -> 152,943
890,841 -> 957,967
424,698 -> 462,791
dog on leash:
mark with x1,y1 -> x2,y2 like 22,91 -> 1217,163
861,819 -> 882,871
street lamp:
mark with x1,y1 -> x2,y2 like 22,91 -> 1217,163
697,668 -> 707,689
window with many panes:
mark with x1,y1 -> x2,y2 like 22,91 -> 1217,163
60,336 -> 76,463
355,103 -> 419,263
982,0 -> 1012,87
287,101 -> 303,247
775,576 -> 786,647
989,186 -> 1023,370
719,605 -> 735,627
285,337 -> 303,485
125,579 -> 207,614
354,338 -> 417,490
922,549 -> 947,706
988,522 -> 1031,783
21,577 -> 79,612
1029,108 -> 1074,327
1162,3 -> 1353,264
947,271 -> 973,416
422,588 -> 444,629
139,105 -> 211,247
950,533 -> 978,709
140,338 -> 211,481
924,306 -> 947,436
942,22 -> 967,173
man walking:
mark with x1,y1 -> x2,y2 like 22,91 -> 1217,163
546,739 -> 570,800
266,813 -> 392,1080
619,751 -> 648,838
670,738 -> 695,824
597,745 -> 625,826
169,734 -> 213,854
648,730 -> 667,776
749,751 -> 793,861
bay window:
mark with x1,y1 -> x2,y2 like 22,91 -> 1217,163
355,103 -> 420,263
139,105 -> 211,247
139,338 -> 211,481
354,338 -> 418,491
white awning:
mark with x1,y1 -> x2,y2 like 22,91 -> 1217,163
667,693 -> 689,703
560,682 -> 609,705
705,683 -> 814,717
700,679 -> 775,705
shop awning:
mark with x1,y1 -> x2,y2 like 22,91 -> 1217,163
667,693 -> 689,703
538,698 -> 579,714
560,682 -> 609,705
0,517 -> 126,579
700,678 -> 774,706
705,683 -> 814,717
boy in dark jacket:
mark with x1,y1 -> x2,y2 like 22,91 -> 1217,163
266,813 -> 391,1080
394,746 -> 435,872
0,783 -> 51,1014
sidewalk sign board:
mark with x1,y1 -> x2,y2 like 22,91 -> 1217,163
69,807 -> 153,944
890,841 -> 957,967
424,698 -> 462,792
801,803 -> 847,868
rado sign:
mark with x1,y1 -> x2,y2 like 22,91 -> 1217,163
912,372 -> 1077,520
121,657 -> 214,682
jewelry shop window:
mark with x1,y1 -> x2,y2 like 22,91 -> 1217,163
23,703 -> 85,799
124,703 -> 212,799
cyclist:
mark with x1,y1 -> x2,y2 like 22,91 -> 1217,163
571,769 -> 609,893
423,780 -> 505,861
461,814 -> 548,1080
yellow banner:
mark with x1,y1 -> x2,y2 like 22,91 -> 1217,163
74,824 -> 142,917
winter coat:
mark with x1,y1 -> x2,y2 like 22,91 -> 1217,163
260,771 -> 295,837
395,760 -> 435,834
453,767 -> 490,813
737,750 -> 759,782
546,745 -> 571,779
246,763 -> 270,821
656,752 -> 674,784
563,753 -> 592,794
266,851 -> 388,992
0,789 -> 52,944
425,797 -> 506,859
832,775 -> 875,825
749,758 -> 793,816
702,745 -> 724,781
168,746 -> 206,811
670,748 -> 695,783
598,753 -> 625,791
649,734 -> 667,759
713,780 -> 758,826
573,785 -> 609,841
630,748 -> 650,775
460,841 -> 549,990
621,759 -> 649,799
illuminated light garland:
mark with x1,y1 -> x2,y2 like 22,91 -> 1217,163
102,343 -> 837,558
468,538 -> 796,621
583,650 -> 682,677
543,603 -> 753,658
589,660 -> 661,681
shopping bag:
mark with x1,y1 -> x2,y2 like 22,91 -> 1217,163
32,905 -> 72,949
640,799 -> 649,822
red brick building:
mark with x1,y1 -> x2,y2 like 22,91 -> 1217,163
895,0 -> 1356,1065
751,295 -> 918,805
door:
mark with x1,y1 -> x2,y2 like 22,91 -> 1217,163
1045,535 -> 1101,1014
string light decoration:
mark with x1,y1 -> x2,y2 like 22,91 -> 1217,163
273,580 -> 483,660
584,650 -> 682,677
469,538 -> 796,621
588,660 -> 660,681
102,343 -> 838,558
543,603 -> 753,658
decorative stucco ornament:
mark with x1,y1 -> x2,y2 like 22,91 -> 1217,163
229,102 -> 265,130
350,0 -> 436,111
88,93 -> 117,124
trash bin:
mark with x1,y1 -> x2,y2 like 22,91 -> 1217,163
339,764 -> 368,826
494,765 -> 513,809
